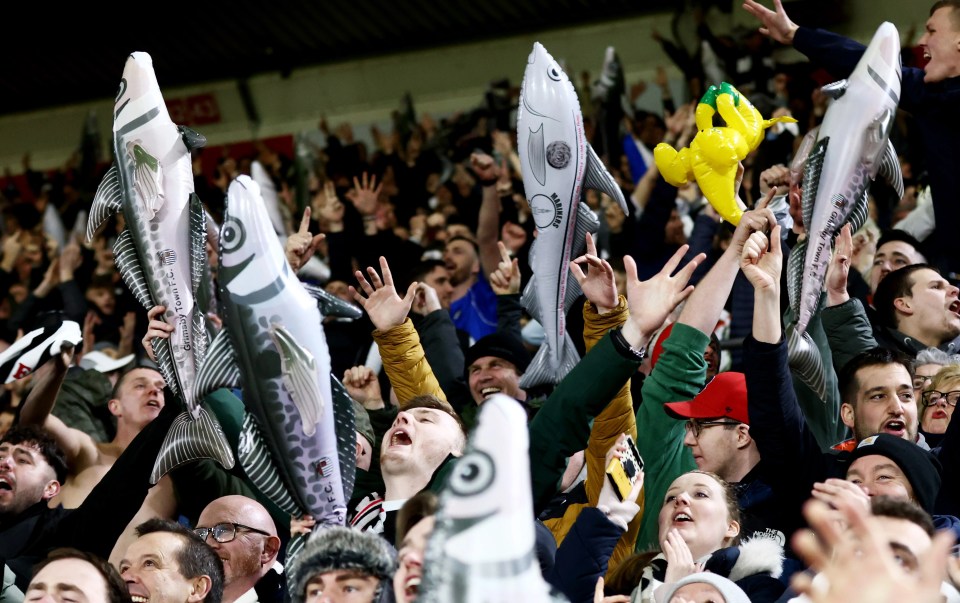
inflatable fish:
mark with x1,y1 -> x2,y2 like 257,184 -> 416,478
418,394 -> 569,603
788,22 -> 904,338
86,52 -> 234,481
517,42 -> 628,388
196,176 -> 354,532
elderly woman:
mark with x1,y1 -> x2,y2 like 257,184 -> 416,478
920,365 -> 960,447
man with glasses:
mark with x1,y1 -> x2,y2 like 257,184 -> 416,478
194,496 -> 281,603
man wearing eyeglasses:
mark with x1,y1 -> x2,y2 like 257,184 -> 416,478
194,496 -> 282,603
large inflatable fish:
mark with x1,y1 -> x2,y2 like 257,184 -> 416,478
86,52 -> 234,480
788,22 -> 904,338
196,176 -> 355,533
418,395 -> 569,603
517,42 -> 628,388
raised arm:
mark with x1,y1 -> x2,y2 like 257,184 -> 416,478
471,152 -> 506,278
17,345 -> 100,472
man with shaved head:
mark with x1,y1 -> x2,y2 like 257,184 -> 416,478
193,496 -> 282,603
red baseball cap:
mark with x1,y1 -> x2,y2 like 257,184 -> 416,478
663,372 -> 749,424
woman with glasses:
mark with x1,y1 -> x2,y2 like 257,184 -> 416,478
919,365 -> 960,447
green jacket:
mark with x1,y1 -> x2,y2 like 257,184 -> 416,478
634,323 -> 703,550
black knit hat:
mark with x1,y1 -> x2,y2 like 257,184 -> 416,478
464,333 -> 530,374
848,434 -> 942,513
288,526 -> 396,603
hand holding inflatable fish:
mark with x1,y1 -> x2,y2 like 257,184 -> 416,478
655,82 -> 796,225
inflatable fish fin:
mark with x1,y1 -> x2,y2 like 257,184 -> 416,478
528,123 -> 546,186
800,138 -> 828,233
268,324 -> 324,437
842,190 -> 871,238
195,329 -> 241,398
786,238 -> 807,322
113,230 -> 154,309
87,163 -> 122,241
189,194 -> 206,295
178,125 -> 207,151
331,376 -> 357,504
518,331 -> 580,389
150,406 -> 235,483
0,321 -> 82,384
786,324 -> 828,400
584,143 -> 628,214
564,203 -> 600,310
821,79 -> 848,100
151,336 -> 181,400
237,412 -> 301,515
876,139 -> 904,197
131,145 -> 164,216
520,273 -> 541,324
301,283 -> 363,319
862,109 -> 897,182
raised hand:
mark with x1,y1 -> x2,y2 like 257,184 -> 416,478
469,152 -> 500,183
343,365 -> 384,410
571,232 -> 618,312
346,172 -> 382,216
142,305 -> 174,362
662,529 -> 704,586
742,0 -> 799,45
825,223 -> 853,307
349,256 -> 418,331
621,245 -> 705,347
727,188 -> 777,259
488,241 -> 521,295
284,208 -> 325,272
411,283 -> 442,316
315,181 -> 346,226
740,226 -> 783,293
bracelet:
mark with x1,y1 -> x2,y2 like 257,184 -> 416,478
611,328 -> 647,362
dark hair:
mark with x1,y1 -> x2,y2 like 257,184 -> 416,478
931,0 -> 960,29
870,496 -> 935,537
400,394 -> 468,439
602,551 -> 660,596
135,519 -> 224,603
838,348 -> 913,406
873,264 -> 938,329
32,548 -> 131,603
445,235 -> 479,256
396,491 -> 439,548
876,230 -> 925,260
1,425 -> 68,484
111,365 -> 163,401
400,259 -> 447,293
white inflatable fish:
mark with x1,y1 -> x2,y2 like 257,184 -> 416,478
517,43 -> 628,388
86,52 -> 234,480
418,394 -> 568,602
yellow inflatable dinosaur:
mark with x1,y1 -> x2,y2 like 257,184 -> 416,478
654,82 -> 797,225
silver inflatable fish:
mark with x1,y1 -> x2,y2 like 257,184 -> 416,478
86,52 -> 233,481
517,42 -> 628,388
788,23 -> 904,340
418,394 -> 569,603
196,176 -> 354,532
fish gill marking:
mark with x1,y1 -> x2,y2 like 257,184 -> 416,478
529,124 -> 547,186
866,65 -> 900,105
522,94 -> 559,122
116,106 -> 161,138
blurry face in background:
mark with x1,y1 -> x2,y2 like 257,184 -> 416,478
394,517 -> 435,603
869,241 -> 924,293
86,287 -> 116,315
324,281 -> 352,303
421,267 -> 454,309
443,240 -> 478,286
665,210 -> 687,246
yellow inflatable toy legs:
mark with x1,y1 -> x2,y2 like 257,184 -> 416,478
654,82 -> 797,225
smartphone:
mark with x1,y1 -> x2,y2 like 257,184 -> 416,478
605,435 -> 644,501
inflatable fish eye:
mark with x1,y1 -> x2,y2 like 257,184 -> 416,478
116,78 -> 127,103
547,65 -> 563,82
220,218 -> 246,254
448,451 -> 495,496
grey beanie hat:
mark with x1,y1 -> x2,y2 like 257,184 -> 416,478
353,400 -> 376,448
288,526 -> 396,603
641,572 -> 750,603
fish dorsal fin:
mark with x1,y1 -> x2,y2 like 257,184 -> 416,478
876,139 -> 904,198
87,163 -> 122,242
152,336 -> 181,400
584,143 -> 628,214
786,237 -> 806,321
189,194 -> 206,295
786,324 -> 828,400
150,406 -> 235,484
528,123 -> 547,186
821,79 -> 848,100
331,376 -> 357,504
565,203 -> 600,310
300,282 -> 363,319
113,230 -> 154,309
178,125 -> 207,150
520,267 -> 541,323
195,329 -> 241,398
842,190 -> 871,236
268,324 -> 324,437
800,137 -> 829,232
